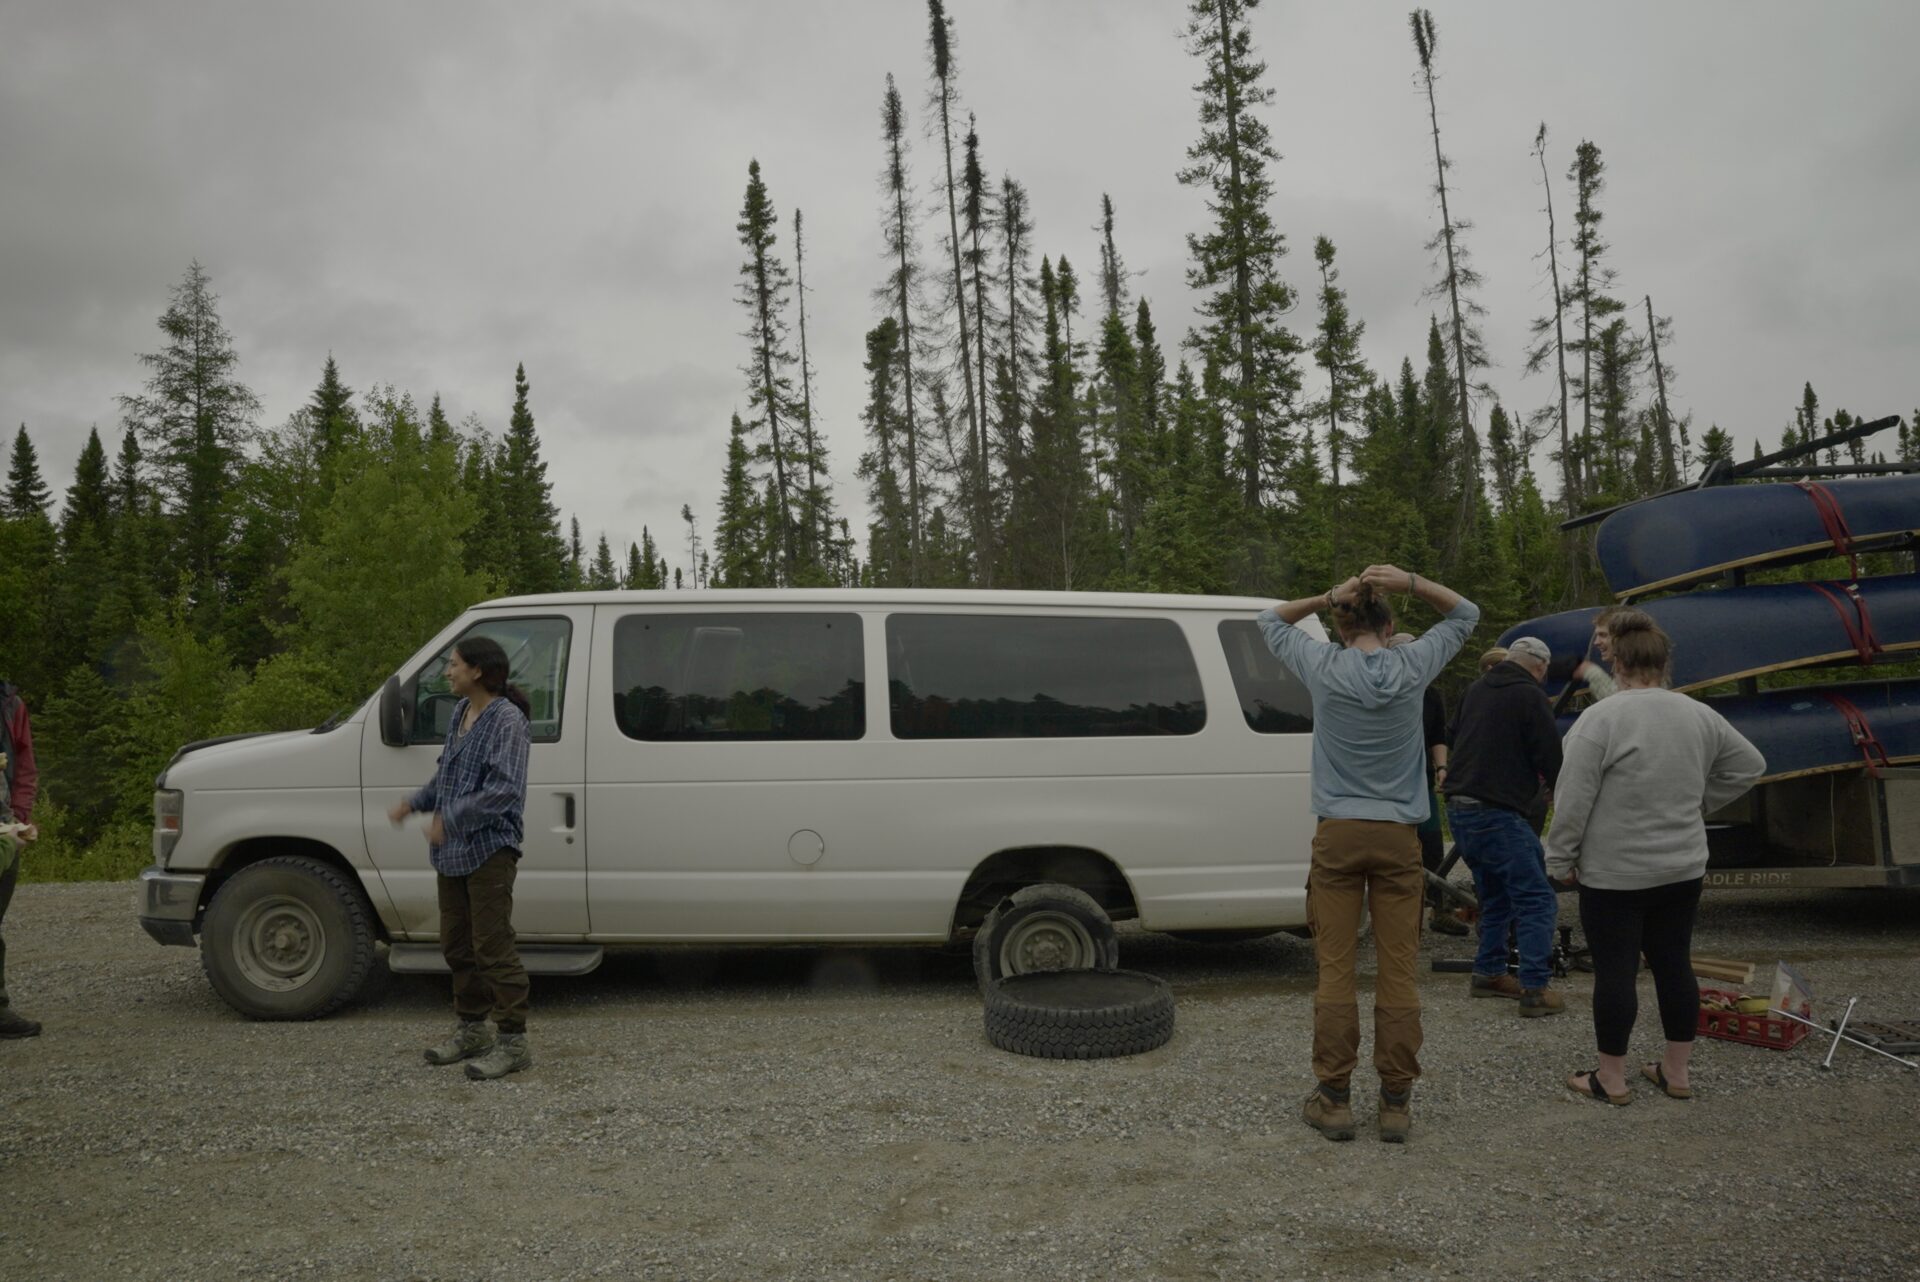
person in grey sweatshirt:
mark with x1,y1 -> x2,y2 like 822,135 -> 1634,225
1545,613 -> 1765,1105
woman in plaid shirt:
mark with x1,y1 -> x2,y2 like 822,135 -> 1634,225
388,635 -> 535,1080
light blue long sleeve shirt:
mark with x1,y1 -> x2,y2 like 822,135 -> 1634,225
1257,600 -> 1479,824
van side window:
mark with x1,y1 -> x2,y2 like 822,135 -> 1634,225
612,613 -> 865,742
1217,620 -> 1314,734
412,617 -> 573,744
887,614 -> 1206,739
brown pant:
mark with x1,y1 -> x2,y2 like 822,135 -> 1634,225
437,850 -> 530,1034
1308,818 -> 1425,1094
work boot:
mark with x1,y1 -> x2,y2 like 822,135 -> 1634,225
1378,1087 -> 1412,1144
423,1019 -> 494,1065
0,1007 -> 42,1039
465,1031 -> 531,1080
1469,973 -> 1523,1000
1519,987 -> 1567,1018
1301,1084 -> 1355,1142
1427,908 -> 1468,936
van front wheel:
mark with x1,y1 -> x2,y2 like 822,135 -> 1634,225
200,855 -> 378,1020
971,883 -> 1119,995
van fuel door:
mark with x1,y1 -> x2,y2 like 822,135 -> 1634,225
787,829 -> 825,867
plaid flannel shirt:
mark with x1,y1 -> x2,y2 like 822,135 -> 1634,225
408,695 -> 531,877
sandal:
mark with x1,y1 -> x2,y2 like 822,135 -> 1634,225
1641,1062 -> 1692,1100
1566,1069 -> 1631,1106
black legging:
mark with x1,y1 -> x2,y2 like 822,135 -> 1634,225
1577,877 -> 1703,1056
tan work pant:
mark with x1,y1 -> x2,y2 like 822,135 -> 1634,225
1308,818 -> 1425,1094
437,850 -> 530,1034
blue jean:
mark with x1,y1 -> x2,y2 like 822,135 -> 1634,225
1446,804 -> 1558,990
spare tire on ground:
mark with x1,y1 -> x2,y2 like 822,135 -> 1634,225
983,968 -> 1175,1059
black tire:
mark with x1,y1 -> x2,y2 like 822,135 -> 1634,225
1165,928 -> 1282,944
984,969 -> 1175,1059
200,855 -> 379,1020
971,882 -> 1120,996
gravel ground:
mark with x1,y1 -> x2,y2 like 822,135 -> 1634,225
2,879 -> 1918,1281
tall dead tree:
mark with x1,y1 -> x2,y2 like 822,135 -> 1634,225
1409,8 -> 1485,552
1523,122 -> 1577,508
927,0 -> 984,573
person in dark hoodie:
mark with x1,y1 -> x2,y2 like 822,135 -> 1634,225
1442,635 -> 1566,1018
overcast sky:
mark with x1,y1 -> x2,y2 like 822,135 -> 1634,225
4,1 -> 1916,574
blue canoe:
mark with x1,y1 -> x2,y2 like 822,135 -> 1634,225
1594,475 -> 1920,598
1499,573 -> 1920,697
1709,678 -> 1920,783
1552,679 -> 1920,783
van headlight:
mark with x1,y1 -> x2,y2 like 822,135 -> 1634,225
153,789 -> 184,865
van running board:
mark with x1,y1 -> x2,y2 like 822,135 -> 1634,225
387,942 -> 604,976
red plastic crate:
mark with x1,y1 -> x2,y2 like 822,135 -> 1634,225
1697,990 -> 1811,1051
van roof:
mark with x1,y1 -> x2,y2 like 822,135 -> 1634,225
475,588 -> 1283,613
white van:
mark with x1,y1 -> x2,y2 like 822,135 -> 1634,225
138,589 -> 1323,1018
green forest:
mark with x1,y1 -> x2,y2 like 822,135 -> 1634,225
4,1 -> 1916,881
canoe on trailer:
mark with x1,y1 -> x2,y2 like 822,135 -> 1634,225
1594,474 -> 1920,598
1498,573 -> 1920,697
1706,678 -> 1920,784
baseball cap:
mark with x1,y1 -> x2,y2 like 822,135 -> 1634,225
1506,636 -> 1551,665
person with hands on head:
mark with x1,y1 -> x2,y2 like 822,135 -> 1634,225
0,680 -> 42,1039
1544,613 -> 1763,1106
388,635 -> 535,1080
1258,564 -> 1478,1144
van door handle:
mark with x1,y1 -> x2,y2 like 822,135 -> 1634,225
559,792 -> 576,829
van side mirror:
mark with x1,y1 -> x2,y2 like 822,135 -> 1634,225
379,676 -> 414,748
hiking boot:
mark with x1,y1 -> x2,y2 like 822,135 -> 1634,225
1378,1087 -> 1412,1144
1427,908 -> 1468,936
424,1019 -> 494,1065
1301,1085 -> 1355,1142
0,1007 -> 42,1039
1519,987 -> 1567,1018
1469,973 -> 1523,1000
465,1031 -> 531,1080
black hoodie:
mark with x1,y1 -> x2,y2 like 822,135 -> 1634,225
1442,662 -> 1562,815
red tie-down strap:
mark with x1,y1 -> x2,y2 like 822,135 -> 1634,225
1796,480 -> 1861,580
1820,693 -> 1892,778
1806,582 -> 1884,665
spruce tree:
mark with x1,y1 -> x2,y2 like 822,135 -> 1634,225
1179,0 -> 1303,509
878,76 -> 927,583
426,393 -> 455,449
589,533 -> 618,590
308,354 -> 358,470
961,118 -> 998,580
926,0 -> 984,571
856,319 -> 911,585
499,363 -> 569,594
792,208 -> 827,568
1309,237 -> 1373,490
5,425 -> 53,519
1566,141 -> 1624,495
50,429 -> 113,672
118,261 -> 261,613
95,427 -> 160,675
568,516 -> 585,588
1408,9 -> 1486,551
1643,294 -> 1681,488
639,526 -> 663,589
714,414 -> 766,587
736,159 -> 805,582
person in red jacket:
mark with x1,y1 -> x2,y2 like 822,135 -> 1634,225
0,680 -> 42,1038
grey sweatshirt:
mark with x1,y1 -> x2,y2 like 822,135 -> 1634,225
1544,688 -> 1766,890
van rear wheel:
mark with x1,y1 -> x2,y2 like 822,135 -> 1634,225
201,855 -> 378,1020
971,883 -> 1119,995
